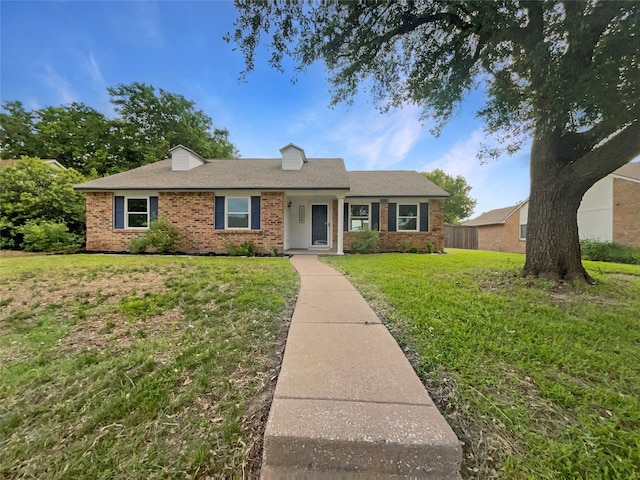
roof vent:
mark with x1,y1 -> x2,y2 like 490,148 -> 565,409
169,145 -> 205,171
280,143 -> 307,170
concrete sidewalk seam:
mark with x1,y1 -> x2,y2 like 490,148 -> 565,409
273,396 -> 442,408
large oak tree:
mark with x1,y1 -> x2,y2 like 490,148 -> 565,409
227,0 -> 640,282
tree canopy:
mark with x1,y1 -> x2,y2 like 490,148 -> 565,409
0,83 -> 238,177
228,0 -> 640,281
422,169 -> 476,224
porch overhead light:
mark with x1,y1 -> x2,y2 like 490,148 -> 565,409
287,201 -> 292,209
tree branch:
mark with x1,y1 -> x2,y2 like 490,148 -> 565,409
572,120 -> 640,190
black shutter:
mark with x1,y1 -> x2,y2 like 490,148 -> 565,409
371,202 -> 380,231
251,196 -> 261,230
150,196 -> 158,222
419,203 -> 429,232
114,196 -> 124,229
388,202 -> 397,232
343,202 -> 349,231
214,196 -> 225,229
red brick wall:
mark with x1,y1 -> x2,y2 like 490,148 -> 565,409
477,212 -> 526,253
612,178 -> 640,248
343,199 -> 445,252
84,191 -> 284,254
85,192 -> 140,251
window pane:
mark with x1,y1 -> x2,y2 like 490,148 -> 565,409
398,217 -> 417,231
128,198 -> 147,213
128,213 -> 148,228
228,198 -> 248,213
350,204 -> 369,217
228,213 -> 249,228
399,204 -> 417,217
350,219 -> 370,231
520,224 -> 527,239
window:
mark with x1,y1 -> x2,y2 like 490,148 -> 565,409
127,198 -> 149,228
226,197 -> 250,229
349,204 -> 370,231
520,224 -> 527,240
397,204 -> 418,231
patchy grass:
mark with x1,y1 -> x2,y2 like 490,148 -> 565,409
324,250 -> 640,479
0,254 -> 298,479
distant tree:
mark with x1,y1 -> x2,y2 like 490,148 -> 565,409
35,103 -> 113,173
0,83 -> 239,176
0,157 -> 86,249
422,169 -> 476,224
227,1 -> 640,282
107,82 -> 238,163
0,101 -> 39,158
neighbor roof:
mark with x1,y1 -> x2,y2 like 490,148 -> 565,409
463,204 -> 523,227
347,171 -> 449,198
75,158 -> 351,191
613,161 -> 640,182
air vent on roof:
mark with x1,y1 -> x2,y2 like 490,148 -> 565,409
280,143 -> 307,170
170,145 -> 205,171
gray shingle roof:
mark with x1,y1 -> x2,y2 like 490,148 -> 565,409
346,171 -> 449,198
75,158 -> 351,191
463,204 -> 522,226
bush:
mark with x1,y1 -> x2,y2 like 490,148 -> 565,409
425,241 -> 435,253
0,157 -> 86,249
19,220 -> 81,253
226,241 -> 257,256
397,239 -> 412,253
580,239 -> 639,264
128,217 -> 182,254
350,229 -> 379,254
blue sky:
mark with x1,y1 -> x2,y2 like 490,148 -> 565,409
1,0 -> 533,218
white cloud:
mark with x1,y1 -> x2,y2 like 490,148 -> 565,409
421,129 -> 532,217
41,64 -> 77,105
330,105 -> 426,170
107,1 -> 163,47
85,53 -> 106,86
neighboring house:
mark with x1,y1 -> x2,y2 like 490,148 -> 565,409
74,144 -> 449,254
461,161 -> 640,253
462,204 -> 527,253
0,158 -> 66,169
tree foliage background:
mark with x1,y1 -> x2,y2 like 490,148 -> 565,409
422,169 -> 476,224
227,0 -> 640,281
0,82 -> 238,177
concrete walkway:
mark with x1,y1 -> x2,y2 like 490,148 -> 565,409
261,255 -> 461,479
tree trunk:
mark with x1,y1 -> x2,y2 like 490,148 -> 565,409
522,134 -> 594,283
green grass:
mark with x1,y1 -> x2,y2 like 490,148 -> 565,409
0,254 -> 298,479
324,250 -> 640,479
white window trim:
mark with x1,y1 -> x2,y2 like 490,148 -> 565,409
225,196 -> 251,230
125,197 -> 150,230
349,203 -> 371,231
519,224 -> 527,241
397,203 -> 419,231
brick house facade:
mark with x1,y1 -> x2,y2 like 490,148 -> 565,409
77,145 -> 449,254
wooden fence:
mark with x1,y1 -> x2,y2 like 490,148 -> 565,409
444,224 -> 478,250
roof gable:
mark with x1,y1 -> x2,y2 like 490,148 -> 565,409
464,203 -> 524,226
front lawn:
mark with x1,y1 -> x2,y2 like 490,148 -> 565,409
0,254 -> 298,479
324,250 -> 640,479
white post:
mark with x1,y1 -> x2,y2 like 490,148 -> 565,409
337,197 -> 345,255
